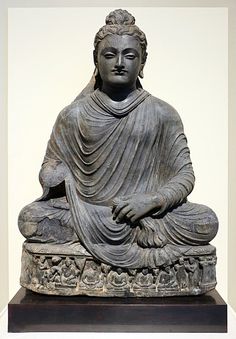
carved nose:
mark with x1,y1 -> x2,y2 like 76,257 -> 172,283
115,64 -> 125,71
115,55 -> 124,70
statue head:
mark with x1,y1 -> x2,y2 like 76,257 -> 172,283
52,256 -> 62,265
39,255 -> 46,263
93,9 -> 148,90
117,267 -> 123,275
142,268 -> 149,275
165,266 -> 170,272
189,257 -> 195,264
65,257 -> 72,266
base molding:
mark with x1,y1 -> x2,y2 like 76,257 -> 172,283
8,287 -> 227,333
20,242 -> 217,297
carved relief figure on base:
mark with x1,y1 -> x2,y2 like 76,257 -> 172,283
18,9 -> 219,297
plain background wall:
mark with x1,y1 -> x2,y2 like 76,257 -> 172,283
0,2 -> 8,313
228,1 -> 236,313
8,7 -> 228,301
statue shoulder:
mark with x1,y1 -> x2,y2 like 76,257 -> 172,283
55,96 -> 88,125
149,95 -> 182,124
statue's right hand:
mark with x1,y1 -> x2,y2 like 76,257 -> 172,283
111,193 -> 164,224
39,160 -> 68,187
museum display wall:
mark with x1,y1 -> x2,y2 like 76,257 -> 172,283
8,6 -> 228,300
0,5 -> 230,313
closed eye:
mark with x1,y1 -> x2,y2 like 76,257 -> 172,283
104,52 -> 116,59
125,54 -> 136,60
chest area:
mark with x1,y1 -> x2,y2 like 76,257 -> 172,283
77,108 -> 159,145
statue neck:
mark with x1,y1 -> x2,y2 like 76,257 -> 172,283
101,84 -> 137,102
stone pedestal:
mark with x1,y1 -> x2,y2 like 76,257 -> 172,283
20,241 -> 217,297
8,288 -> 227,332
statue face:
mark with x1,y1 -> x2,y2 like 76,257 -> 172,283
96,34 -> 143,89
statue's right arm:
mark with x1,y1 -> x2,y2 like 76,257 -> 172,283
37,157 -> 69,201
37,105 -> 72,201
39,159 -> 68,189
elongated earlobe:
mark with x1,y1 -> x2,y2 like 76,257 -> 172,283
94,67 -> 99,77
139,69 -> 144,79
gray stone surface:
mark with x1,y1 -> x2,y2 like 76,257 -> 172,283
20,242 -> 217,296
18,9 -> 219,296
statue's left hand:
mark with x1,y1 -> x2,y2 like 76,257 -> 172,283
112,193 -> 164,223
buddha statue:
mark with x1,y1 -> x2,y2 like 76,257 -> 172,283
19,9 -> 218,297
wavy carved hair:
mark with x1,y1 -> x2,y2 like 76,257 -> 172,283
94,9 -> 148,64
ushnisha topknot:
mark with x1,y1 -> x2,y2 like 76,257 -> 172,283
105,9 -> 135,25
94,9 -> 147,64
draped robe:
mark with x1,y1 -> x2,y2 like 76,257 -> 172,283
31,88 -> 218,268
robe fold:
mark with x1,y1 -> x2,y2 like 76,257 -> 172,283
37,88 -> 218,268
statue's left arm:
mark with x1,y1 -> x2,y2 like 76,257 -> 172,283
153,152 -> 195,216
112,102 -> 195,223
153,109 -> 195,215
